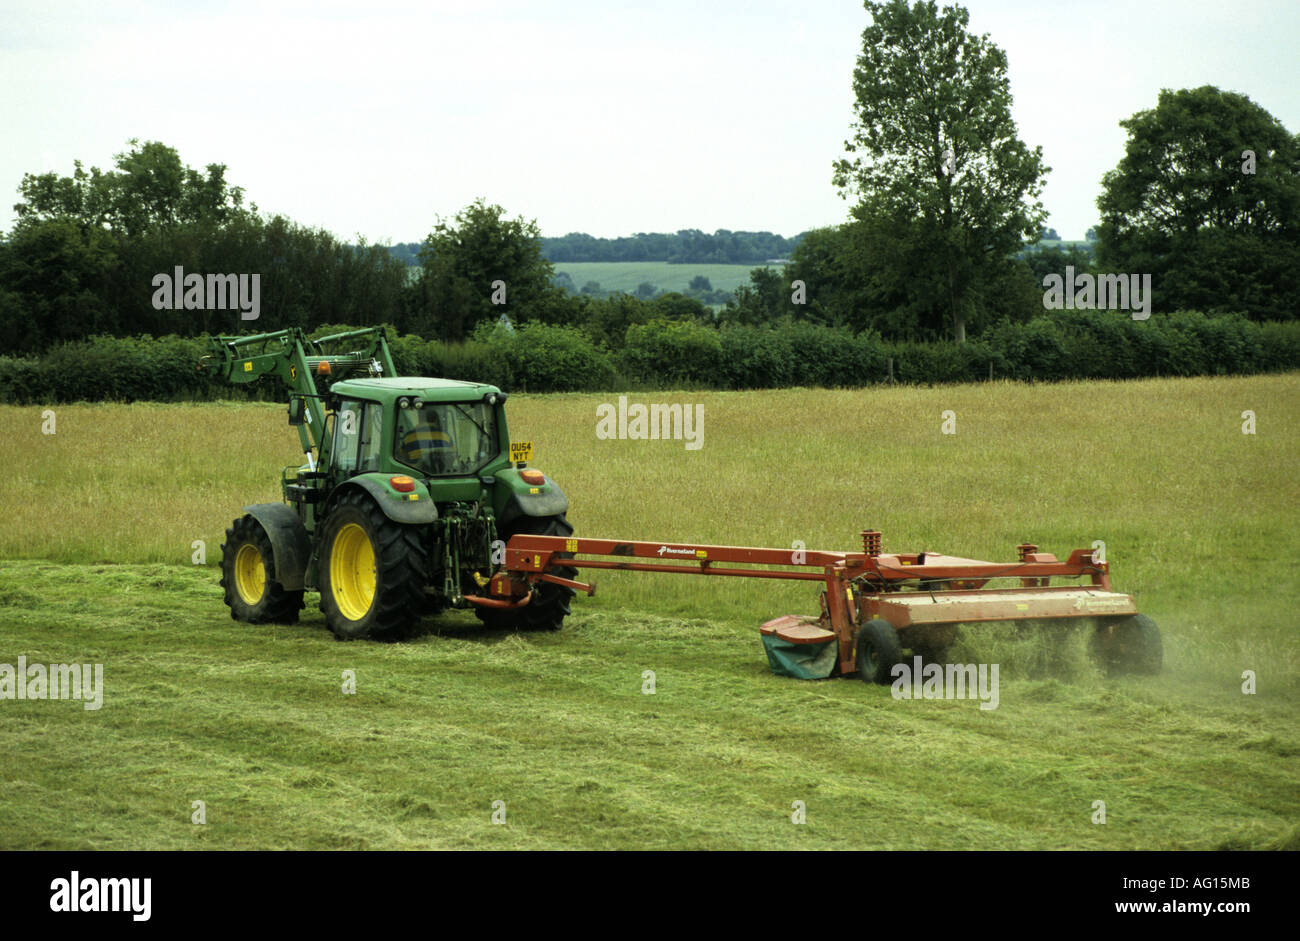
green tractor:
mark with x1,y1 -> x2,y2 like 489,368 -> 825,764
202,327 -> 575,640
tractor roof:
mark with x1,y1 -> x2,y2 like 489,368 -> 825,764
332,377 -> 502,401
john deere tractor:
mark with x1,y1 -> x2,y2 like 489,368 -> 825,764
201,327 -> 575,639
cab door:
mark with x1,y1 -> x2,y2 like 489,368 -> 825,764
328,399 -> 384,480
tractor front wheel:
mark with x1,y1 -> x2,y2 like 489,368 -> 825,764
855,618 -> 903,685
219,515 -> 305,624
318,490 -> 429,640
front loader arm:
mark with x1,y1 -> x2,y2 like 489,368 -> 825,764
202,328 -> 326,456
199,326 -> 396,460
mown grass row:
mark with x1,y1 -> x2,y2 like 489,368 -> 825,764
0,562 -> 1295,850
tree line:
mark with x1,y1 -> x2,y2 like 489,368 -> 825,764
381,230 -> 804,267
2,2 -> 1296,363
0,140 -> 408,355
538,230 -> 804,264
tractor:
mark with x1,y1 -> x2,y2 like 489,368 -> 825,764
202,327 -> 575,640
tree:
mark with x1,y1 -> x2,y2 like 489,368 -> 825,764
832,0 -> 1048,341
0,220 -> 117,352
1096,85 -> 1300,320
412,199 -> 559,340
1022,244 -> 1095,288
652,292 -> 709,323
784,226 -> 856,329
578,294 -> 656,349
11,139 -> 250,239
720,266 -> 791,327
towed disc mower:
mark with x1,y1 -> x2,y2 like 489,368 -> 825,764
482,531 -> 1162,683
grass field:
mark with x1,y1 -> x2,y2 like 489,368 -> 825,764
551,261 -> 762,295
1,375 -> 1297,849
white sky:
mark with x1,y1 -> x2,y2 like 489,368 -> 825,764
1,0 -> 1296,242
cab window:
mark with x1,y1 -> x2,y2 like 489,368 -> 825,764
332,400 -> 366,475
395,401 -> 497,476
358,403 -> 385,472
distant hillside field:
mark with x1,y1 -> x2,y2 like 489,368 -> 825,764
552,262 -> 770,295
1022,240 -> 1094,252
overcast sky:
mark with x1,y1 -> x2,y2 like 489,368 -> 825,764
2,0 -> 1297,243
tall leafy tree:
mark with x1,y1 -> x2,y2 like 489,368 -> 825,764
1096,86 -> 1300,320
412,199 -> 561,341
833,0 -> 1048,341
12,138 -> 250,238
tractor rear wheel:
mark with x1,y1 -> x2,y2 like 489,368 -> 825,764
318,490 -> 429,641
220,515 -> 305,624
1095,614 -> 1162,675
476,513 -> 576,632
856,618 -> 903,685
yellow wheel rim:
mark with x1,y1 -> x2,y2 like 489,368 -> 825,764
330,523 -> 376,621
234,543 -> 266,605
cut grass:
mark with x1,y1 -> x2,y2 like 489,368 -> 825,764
0,374 -> 1297,849
0,562 -> 1295,850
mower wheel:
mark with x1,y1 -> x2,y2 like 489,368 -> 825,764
476,513 -> 576,632
1096,614 -> 1163,676
318,489 -> 429,641
856,618 -> 903,685
220,514 -> 305,624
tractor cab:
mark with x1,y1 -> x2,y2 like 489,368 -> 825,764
315,377 -> 510,487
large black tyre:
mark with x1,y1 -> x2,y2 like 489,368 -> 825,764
220,514 -> 305,624
855,618 -> 903,685
476,514 -> 576,632
318,489 -> 430,641
1095,613 -> 1163,676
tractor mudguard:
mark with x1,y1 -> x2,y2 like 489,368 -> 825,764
242,503 -> 311,591
332,475 -> 439,525
495,470 -> 569,529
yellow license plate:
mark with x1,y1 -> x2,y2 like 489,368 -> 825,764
510,441 -> 533,464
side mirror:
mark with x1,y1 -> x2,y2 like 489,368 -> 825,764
288,397 -> 306,426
